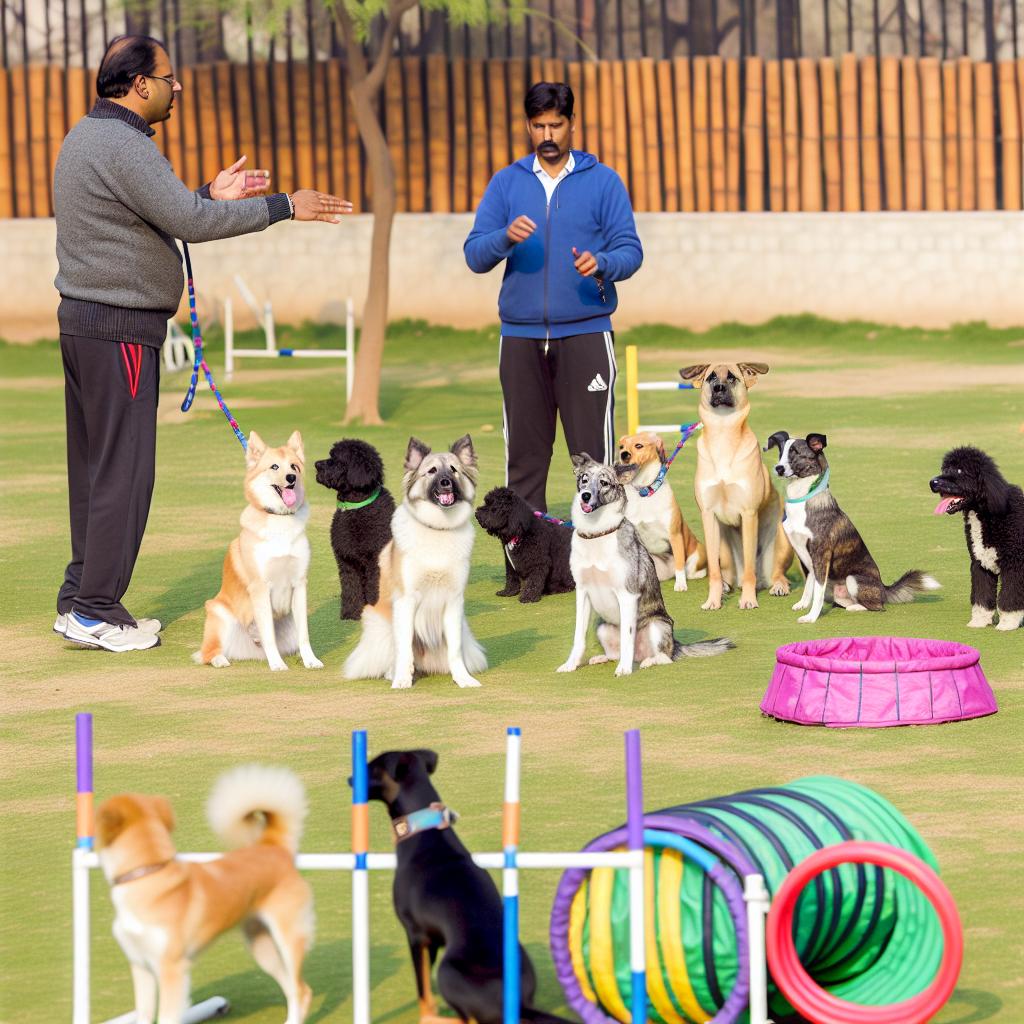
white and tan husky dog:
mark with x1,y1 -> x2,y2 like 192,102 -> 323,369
344,435 -> 487,689
195,430 -> 323,671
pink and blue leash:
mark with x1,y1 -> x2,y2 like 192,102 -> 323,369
532,420 -> 702,529
179,242 -> 248,451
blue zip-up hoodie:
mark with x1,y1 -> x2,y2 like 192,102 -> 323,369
464,151 -> 643,339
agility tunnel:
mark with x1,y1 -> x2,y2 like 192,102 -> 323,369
550,776 -> 959,1024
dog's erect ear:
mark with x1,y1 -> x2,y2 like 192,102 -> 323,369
413,749 -> 439,775
286,430 -> 305,466
570,453 -> 591,471
806,433 -> 827,453
763,431 -> 790,455
615,462 -> 640,483
394,749 -> 438,780
739,363 -> 769,388
404,437 -> 431,473
450,434 -> 477,469
246,431 -> 266,467
984,461 -> 1012,515
680,364 -> 710,386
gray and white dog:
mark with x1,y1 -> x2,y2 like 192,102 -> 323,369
557,454 -> 734,676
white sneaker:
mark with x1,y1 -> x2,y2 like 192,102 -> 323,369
55,613 -> 162,636
64,612 -> 161,652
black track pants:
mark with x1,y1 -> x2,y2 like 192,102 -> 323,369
57,334 -> 160,627
498,331 -> 616,512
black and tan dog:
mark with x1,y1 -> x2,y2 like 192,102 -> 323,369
315,439 -> 396,620
356,750 -> 570,1024
475,486 -> 574,602
767,431 -> 940,622
930,445 -> 1024,630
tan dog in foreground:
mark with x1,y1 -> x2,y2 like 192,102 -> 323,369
96,766 -> 314,1024
616,431 -> 707,591
680,362 -> 793,609
195,430 -> 323,671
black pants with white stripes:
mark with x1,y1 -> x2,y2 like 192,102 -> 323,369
499,331 -> 616,512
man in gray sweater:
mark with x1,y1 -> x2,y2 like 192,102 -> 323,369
54,34 -> 350,652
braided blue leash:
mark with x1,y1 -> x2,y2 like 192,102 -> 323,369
179,242 -> 248,451
636,421 -> 701,497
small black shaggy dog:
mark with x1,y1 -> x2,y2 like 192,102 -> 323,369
315,439 -> 396,620
930,446 -> 1024,631
475,487 -> 574,603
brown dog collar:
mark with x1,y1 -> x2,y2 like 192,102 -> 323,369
392,803 -> 455,844
112,859 -> 173,886
576,525 -> 620,540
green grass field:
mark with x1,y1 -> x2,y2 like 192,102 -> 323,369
1,316 -> 1022,1024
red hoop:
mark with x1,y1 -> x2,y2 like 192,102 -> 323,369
766,841 -> 963,1024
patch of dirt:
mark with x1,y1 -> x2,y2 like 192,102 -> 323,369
0,376 -> 61,391
771,361 -> 1024,398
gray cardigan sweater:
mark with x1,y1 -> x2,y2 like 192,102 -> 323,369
53,100 -> 292,347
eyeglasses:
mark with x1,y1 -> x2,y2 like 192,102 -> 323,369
139,72 -> 178,88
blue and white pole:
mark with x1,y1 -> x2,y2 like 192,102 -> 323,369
502,727 -> 522,1024
351,730 -> 371,1024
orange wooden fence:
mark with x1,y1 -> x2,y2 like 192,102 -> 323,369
3,54 -> 1024,217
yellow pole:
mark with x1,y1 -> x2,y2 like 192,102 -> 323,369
625,344 -> 640,435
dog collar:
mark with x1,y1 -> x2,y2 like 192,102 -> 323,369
392,803 -> 455,844
576,524 -> 620,540
785,468 -> 831,505
112,860 -> 173,887
337,486 -> 381,512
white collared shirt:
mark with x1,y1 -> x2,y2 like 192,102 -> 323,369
533,151 -> 575,206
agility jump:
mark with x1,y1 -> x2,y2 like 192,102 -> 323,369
624,344 -> 697,435
72,714 -> 962,1024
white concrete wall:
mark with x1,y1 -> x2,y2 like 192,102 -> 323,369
4,211 -> 1024,341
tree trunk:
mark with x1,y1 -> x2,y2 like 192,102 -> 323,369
343,82 -> 396,426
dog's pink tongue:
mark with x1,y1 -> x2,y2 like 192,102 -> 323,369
282,487 -> 298,508
934,497 -> 955,515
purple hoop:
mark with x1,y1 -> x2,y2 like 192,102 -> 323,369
550,814 -> 757,1024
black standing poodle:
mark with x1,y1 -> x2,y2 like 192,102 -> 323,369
930,445 -> 1024,631
315,439 -> 396,620
475,486 -> 574,603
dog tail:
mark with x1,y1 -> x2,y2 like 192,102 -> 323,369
206,764 -> 308,854
883,571 -> 942,604
672,636 -> 736,659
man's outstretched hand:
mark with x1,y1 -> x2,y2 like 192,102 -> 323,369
507,215 -> 537,244
572,247 -> 599,277
291,190 -> 354,223
210,155 -> 270,200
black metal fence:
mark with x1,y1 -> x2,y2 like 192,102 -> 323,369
2,0 -> 1023,69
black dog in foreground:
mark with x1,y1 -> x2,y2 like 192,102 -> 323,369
357,750 -> 570,1024
475,487 -> 574,602
315,439 -> 395,620
930,446 -> 1024,631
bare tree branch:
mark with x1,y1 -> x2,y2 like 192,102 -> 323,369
364,0 -> 419,96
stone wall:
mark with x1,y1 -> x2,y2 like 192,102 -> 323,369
4,211 -> 1023,342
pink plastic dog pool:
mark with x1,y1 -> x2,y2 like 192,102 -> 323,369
761,637 -> 998,728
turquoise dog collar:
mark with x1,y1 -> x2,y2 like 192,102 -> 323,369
392,803 -> 456,843
785,467 -> 831,505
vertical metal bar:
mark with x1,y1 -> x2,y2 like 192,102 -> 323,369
751,0 -> 758,56
351,730 -> 371,1024
823,0 -> 831,56
1012,0 -> 1019,59
847,0 -> 853,52
873,0 -> 881,57
172,0 -> 182,71
502,727 -> 522,1024
776,0 -> 785,60
625,730 -> 646,1024
940,0 -> 948,58
596,0 -> 605,58
794,0 -> 803,56
638,0 -> 648,56
79,0 -> 88,70
616,0 -> 625,59
20,0 -> 33,213
917,0 -> 926,55
2,0 -> 10,68
961,1 -> 967,56
100,0 -> 108,49
711,0 -> 720,52
983,0 -> 996,62
898,0 -> 907,55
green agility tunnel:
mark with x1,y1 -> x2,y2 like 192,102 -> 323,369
550,777 -> 945,1024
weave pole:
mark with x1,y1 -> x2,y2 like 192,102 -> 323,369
503,727 -> 522,1024
73,713 -> 93,1024
351,730 -> 371,1024
624,729 -> 646,1024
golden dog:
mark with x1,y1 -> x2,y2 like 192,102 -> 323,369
96,766 -> 314,1024
616,431 -> 706,591
680,362 -> 793,610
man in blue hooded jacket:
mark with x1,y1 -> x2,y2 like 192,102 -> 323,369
464,81 -> 643,512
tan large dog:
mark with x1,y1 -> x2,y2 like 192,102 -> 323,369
343,435 -> 487,689
96,765 -> 314,1024
616,431 -> 706,591
195,430 -> 323,671
680,363 -> 793,609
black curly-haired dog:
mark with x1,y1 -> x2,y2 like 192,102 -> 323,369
315,439 -> 396,620
475,486 -> 574,603
930,446 -> 1024,631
